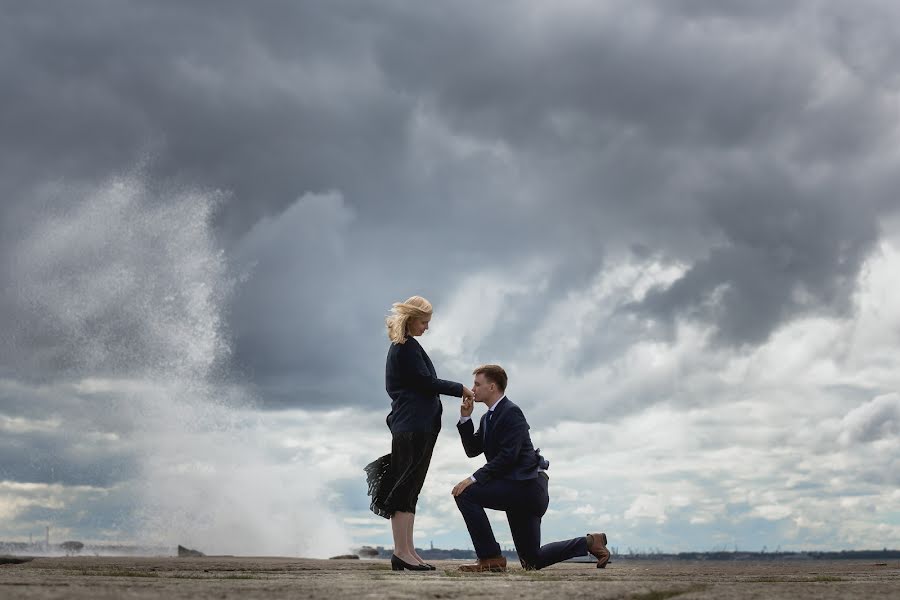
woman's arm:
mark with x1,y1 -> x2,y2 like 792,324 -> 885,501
399,342 -> 464,397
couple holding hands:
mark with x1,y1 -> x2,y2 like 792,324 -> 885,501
365,296 -> 610,573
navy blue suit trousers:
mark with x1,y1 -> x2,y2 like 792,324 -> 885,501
455,474 -> 587,569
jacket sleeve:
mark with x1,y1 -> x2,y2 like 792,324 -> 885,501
399,342 -> 464,397
457,418 -> 484,458
472,408 -> 529,484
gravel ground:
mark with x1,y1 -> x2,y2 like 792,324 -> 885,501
1,555 -> 898,599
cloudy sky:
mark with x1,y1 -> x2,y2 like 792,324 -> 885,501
2,0 -> 899,556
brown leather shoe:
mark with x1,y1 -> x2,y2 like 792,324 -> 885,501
458,556 -> 507,572
587,532 -> 610,568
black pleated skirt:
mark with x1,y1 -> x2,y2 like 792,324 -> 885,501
364,431 -> 437,519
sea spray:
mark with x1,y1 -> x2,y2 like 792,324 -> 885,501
10,174 -> 349,556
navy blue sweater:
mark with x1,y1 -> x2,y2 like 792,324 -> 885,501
385,336 -> 464,433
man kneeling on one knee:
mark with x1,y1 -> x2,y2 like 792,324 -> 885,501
451,364 -> 610,572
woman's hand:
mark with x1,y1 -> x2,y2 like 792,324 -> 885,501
462,385 -> 474,401
460,396 -> 474,418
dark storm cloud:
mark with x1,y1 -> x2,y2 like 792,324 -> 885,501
629,166 -> 879,345
1,0 -> 898,416
364,1 -> 892,346
0,430 -> 135,487
0,1 -> 410,237
372,2 -> 810,149
0,380 -> 141,486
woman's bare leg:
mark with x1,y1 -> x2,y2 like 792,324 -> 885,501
408,512 -> 426,564
391,512 -> 418,564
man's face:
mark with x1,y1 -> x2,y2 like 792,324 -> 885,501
472,373 -> 495,403
408,316 -> 430,336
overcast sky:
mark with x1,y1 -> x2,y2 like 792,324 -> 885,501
1,1 -> 899,556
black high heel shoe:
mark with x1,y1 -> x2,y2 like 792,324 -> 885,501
421,562 -> 436,570
391,554 -> 431,571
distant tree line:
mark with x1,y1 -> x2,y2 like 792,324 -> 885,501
357,545 -> 900,562
619,549 -> 900,561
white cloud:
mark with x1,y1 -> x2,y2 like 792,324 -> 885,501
0,415 -> 62,434
839,393 -> 900,445
425,263 -> 551,360
624,494 -> 670,524
751,504 -> 793,521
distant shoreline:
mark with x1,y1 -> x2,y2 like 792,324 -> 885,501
0,542 -> 172,558
4,540 -> 898,562
358,545 -> 900,562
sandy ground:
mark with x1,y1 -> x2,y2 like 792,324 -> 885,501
1,555 -> 898,599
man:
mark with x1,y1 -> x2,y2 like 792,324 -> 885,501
451,364 -> 610,572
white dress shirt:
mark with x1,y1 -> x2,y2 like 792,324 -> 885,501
458,395 -> 505,426
460,396 -> 506,482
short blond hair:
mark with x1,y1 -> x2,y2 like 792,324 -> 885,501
386,295 -> 433,344
473,364 -> 507,391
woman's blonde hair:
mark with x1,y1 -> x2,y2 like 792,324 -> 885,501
386,295 -> 433,344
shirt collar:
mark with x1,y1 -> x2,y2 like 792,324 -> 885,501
488,396 -> 506,412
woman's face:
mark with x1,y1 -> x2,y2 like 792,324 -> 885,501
408,316 -> 431,336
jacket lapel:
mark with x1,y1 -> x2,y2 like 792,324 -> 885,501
483,397 -> 510,457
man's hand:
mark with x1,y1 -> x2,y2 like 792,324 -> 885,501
460,396 -> 474,418
451,477 -> 474,497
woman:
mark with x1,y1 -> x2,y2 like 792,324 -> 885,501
365,296 -> 473,571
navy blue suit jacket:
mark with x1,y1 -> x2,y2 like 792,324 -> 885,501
385,336 -> 463,433
457,397 -> 541,483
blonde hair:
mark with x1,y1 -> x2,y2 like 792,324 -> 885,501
386,295 -> 433,344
